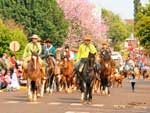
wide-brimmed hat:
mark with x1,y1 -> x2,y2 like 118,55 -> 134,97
31,34 -> 40,40
65,44 -> 69,49
46,39 -> 52,43
84,36 -> 91,41
102,42 -> 108,45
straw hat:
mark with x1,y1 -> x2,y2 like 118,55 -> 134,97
84,35 -> 91,41
102,41 -> 108,46
31,34 -> 40,40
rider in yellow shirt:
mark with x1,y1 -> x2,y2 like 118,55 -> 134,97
75,35 -> 99,73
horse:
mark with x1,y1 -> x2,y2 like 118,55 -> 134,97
99,51 -> 112,96
60,57 -> 74,93
45,54 -> 61,93
79,52 -> 96,104
110,67 -> 124,88
24,52 -> 45,101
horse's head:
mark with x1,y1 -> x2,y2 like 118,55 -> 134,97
46,54 -> 55,69
62,58 -> 69,69
88,52 -> 96,67
101,50 -> 111,62
31,51 -> 39,70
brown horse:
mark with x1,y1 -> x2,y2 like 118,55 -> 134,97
46,54 -> 61,93
110,67 -> 124,88
25,52 -> 45,101
60,58 -> 74,93
99,53 -> 113,96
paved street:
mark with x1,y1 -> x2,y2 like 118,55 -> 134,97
0,79 -> 150,113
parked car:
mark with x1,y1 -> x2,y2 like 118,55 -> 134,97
111,52 -> 123,66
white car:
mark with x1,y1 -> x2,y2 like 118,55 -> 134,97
111,52 -> 123,66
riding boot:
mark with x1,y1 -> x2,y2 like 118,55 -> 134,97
79,63 -> 84,72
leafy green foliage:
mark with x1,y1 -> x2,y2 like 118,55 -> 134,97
0,0 -> 69,47
135,4 -> 150,49
0,19 -> 28,58
102,9 -> 130,46
133,0 -> 141,24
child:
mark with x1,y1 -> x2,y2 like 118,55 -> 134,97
4,70 -> 12,92
10,68 -> 20,90
129,71 -> 136,92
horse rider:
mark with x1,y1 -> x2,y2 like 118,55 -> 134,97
61,45 -> 74,61
99,42 -> 112,59
22,34 -> 46,79
40,40 -> 47,60
44,39 -> 56,65
75,35 -> 100,74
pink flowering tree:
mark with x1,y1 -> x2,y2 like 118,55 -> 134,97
57,0 -> 108,48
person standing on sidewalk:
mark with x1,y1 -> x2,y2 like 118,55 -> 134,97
129,71 -> 136,92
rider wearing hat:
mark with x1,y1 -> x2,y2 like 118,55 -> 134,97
44,39 -> 56,65
45,39 -> 56,57
75,35 -> 99,73
61,45 -> 74,60
22,34 -> 46,79
23,34 -> 42,57
99,41 -> 111,58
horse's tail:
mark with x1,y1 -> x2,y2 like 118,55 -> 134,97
31,81 -> 36,91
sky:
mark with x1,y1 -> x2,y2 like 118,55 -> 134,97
89,0 -> 149,19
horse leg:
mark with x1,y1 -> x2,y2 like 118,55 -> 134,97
41,79 -> 46,97
33,87 -> 37,102
80,80 -> 85,102
27,78 -> 32,101
31,81 -> 37,101
88,83 -> 93,104
55,75 -> 60,92
51,75 -> 56,94
83,82 -> 87,103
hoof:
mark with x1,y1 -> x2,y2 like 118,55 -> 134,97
108,94 -> 111,96
81,93 -> 84,101
88,100 -> 92,104
28,96 -> 32,102
37,93 -> 41,97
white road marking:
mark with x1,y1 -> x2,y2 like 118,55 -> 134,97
26,102 -> 41,104
91,104 -> 104,107
48,102 -> 62,105
65,111 -> 89,113
70,103 -> 83,106
4,101 -> 20,104
113,104 -> 126,108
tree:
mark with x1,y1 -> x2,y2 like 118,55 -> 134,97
102,9 -> 130,47
57,0 -> 108,48
0,0 -> 69,47
0,19 -> 28,58
134,0 -> 141,24
135,3 -> 150,49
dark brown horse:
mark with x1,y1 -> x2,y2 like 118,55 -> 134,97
25,52 -> 45,101
46,54 -> 61,93
79,52 -> 96,103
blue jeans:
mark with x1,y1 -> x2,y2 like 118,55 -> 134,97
74,58 -> 101,72
75,58 -> 87,71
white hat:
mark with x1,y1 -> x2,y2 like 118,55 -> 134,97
31,34 -> 40,40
